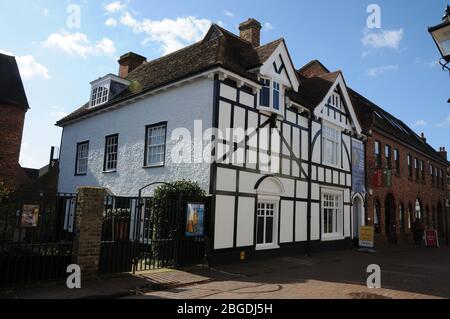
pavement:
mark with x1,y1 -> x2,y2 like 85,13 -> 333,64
1,244 -> 449,299
129,244 -> 450,299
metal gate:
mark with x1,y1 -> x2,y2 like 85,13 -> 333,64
99,195 -> 209,274
0,192 -> 77,286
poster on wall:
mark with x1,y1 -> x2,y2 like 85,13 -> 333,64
185,203 -> 205,237
21,205 -> 40,227
352,140 -> 366,193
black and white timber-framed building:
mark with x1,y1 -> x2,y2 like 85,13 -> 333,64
57,19 -> 368,263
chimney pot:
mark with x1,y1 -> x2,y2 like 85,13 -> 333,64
118,52 -> 147,78
239,18 -> 262,47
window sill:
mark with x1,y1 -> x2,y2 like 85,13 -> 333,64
103,170 -> 117,174
143,164 -> 165,169
321,235 -> 345,242
74,173 -> 87,177
255,244 -> 280,251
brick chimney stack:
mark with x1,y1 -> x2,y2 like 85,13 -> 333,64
438,147 -> 448,161
239,18 -> 262,47
118,52 -> 147,78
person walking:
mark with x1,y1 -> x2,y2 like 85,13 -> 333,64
411,218 -> 425,246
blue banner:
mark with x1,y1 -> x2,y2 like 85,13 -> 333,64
352,140 -> 366,193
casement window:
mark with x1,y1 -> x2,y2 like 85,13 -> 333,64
256,201 -> 279,250
420,160 -> 425,182
431,164 -> 435,185
440,169 -> 444,187
90,82 -> 110,107
385,145 -> 391,169
272,82 -> 281,111
414,158 -> 419,180
259,78 -> 283,113
407,155 -> 412,177
322,192 -> 343,239
322,125 -> 341,167
104,134 -> 119,172
394,148 -> 400,173
75,141 -> 89,176
375,141 -> 382,168
144,123 -> 167,167
435,167 -> 438,186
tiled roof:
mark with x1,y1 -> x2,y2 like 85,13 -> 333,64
0,53 -> 29,109
57,24 -> 285,126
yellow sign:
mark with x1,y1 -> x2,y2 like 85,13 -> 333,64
359,226 -> 375,248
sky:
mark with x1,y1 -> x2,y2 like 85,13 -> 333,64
0,0 -> 449,169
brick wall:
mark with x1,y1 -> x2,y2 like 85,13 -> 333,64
0,103 -> 26,189
365,130 -> 448,244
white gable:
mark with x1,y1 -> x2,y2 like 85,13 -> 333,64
259,42 -> 299,92
314,74 -> 362,135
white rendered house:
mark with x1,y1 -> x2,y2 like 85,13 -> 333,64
57,19 -> 367,262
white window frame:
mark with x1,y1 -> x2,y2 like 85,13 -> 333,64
104,134 -> 119,172
321,189 -> 344,241
255,197 -> 280,251
145,123 -> 167,167
75,141 -> 89,176
258,77 -> 284,115
322,123 -> 341,168
90,80 -> 110,108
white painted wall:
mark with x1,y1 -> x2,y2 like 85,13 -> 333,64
280,200 -> 294,243
58,78 -> 214,196
236,197 -> 255,247
214,195 -> 235,250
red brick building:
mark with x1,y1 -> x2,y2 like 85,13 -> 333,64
0,53 -> 30,190
351,91 -> 449,246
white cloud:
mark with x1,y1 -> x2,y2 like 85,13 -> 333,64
105,17 -> 118,27
366,64 -> 398,77
436,114 -> 450,127
105,1 -> 126,13
0,49 -> 50,80
263,22 -> 275,31
119,12 -> 212,55
413,120 -> 428,127
43,30 -> 116,58
223,10 -> 234,17
362,28 -> 404,49
43,8 -> 49,16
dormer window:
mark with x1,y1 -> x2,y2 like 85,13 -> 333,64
89,74 -> 130,109
259,77 -> 283,114
90,82 -> 110,107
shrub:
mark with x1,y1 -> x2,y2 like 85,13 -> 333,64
151,181 -> 206,239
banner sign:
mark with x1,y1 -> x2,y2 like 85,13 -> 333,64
352,139 -> 366,193
425,230 -> 439,248
185,203 -> 205,237
359,226 -> 375,248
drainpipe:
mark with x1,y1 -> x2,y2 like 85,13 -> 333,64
306,112 -> 313,257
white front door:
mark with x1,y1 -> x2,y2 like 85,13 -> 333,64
256,200 -> 279,250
